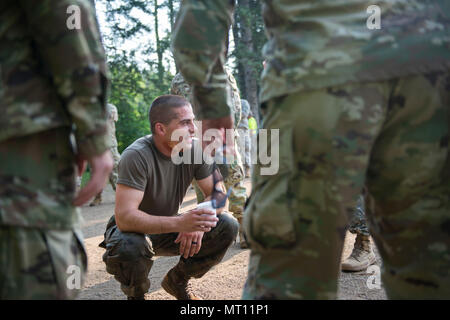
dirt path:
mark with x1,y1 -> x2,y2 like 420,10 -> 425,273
77,179 -> 387,300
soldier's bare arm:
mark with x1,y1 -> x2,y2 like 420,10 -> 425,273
114,184 -> 218,235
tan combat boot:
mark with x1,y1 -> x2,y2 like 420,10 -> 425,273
341,234 -> 376,272
161,266 -> 202,300
237,217 -> 249,249
89,193 -> 102,207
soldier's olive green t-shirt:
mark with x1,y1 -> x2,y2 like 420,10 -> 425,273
117,135 -> 213,217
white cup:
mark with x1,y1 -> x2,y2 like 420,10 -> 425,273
196,200 -> 216,217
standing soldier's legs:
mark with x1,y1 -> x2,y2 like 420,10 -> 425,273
109,146 -> 120,191
341,194 -> 376,271
224,151 -> 247,248
243,82 -> 387,299
364,72 -> 450,299
76,176 -> 82,192
237,128 -> 251,176
89,191 -> 103,206
243,72 -> 450,299
245,132 -> 251,177
90,147 -> 120,207
0,127 -> 87,299
225,162 -> 246,215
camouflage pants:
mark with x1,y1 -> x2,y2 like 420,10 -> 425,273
92,146 -> 120,201
108,145 -> 120,190
0,226 -> 87,299
348,194 -> 369,237
243,72 -> 450,299
0,127 -> 87,299
100,213 -> 239,298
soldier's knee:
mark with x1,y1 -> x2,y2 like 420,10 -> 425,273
103,232 -> 153,273
217,212 -> 239,243
103,232 -> 154,286
105,232 -> 153,262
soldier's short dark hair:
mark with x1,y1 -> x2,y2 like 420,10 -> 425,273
149,95 -> 190,133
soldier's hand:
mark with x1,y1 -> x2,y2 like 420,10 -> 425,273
73,150 -> 113,206
178,208 -> 218,233
175,231 -> 204,258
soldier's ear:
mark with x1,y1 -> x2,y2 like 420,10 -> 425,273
154,123 -> 166,136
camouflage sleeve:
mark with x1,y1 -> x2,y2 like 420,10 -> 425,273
19,0 -> 111,158
171,0 -> 235,121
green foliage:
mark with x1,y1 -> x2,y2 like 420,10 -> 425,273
80,170 -> 91,188
108,53 -> 173,153
97,0 -> 179,152
94,0 -> 264,151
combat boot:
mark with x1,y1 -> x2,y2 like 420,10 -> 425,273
341,234 -> 376,272
89,193 -> 102,207
161,265 -> 201,300
237,217 -> 248,249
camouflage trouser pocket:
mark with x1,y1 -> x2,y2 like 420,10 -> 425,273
245,172 -> 298,251
0,226 -> 87,299
45,228 -> 88,299
244,99 -> 301,251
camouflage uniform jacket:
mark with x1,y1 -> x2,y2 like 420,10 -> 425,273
0,0 -> 111,158
171,0 -> 450,115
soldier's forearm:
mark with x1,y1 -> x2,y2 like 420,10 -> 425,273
115,207 -> 182,235
171,0 -> 235,120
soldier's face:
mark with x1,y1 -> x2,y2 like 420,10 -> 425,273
164,105 -> 196,149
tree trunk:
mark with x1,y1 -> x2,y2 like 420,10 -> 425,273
154,0 -> 164,86
239,0 -> 260,124
232,9 -> 246,96
167,0 -> 179,73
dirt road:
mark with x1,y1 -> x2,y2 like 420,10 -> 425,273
77,179 -> 387,300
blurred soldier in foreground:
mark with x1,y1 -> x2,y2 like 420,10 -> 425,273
0,0 -> 113,299
172,0 -> 450,299
171,72 -> 248,249
90,103 -> 121,206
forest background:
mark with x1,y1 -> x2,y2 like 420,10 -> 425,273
95,0 -> 265,153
